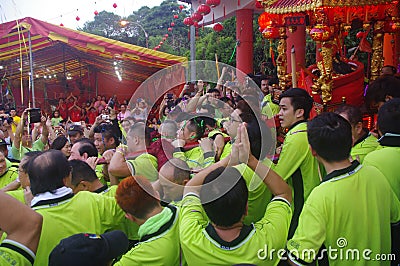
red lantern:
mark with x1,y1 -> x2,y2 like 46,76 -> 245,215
165,34 -> 169,37
174,14 -> 179,19
163,37 -> 167,41
160,41 -> 164,45
170,22 -> 175,27
206,0 -> 221,8
183,17 -> 194,26
213,23 -> 224,32
310,25 -> 332,41
94,10 -> 99,16
255,1 -> 263,8
197,4 -> 211,15
262,26 -> 279,39
342,31 -> 349,37
356,31 -> 365,38
113,3 -> 117,8
179,5 -> 184,10
258,12 -> 272,30
191,13 -> 203,22
76,16 -> 80,21
60,23 -> 64,27
168,27 -> 172,31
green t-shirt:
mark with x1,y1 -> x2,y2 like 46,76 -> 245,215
32,190 -> 125,266
363,146 -> 400,201
50,117 -> 63,127
0,239 -> 35,266
350,132 -> 379,163
287,162 -> 400,265
261,94 -> 280,119
11,139 -> 46,161
127,153 -> 158,182
0,167 -> 18,189
234,158 -> 273,224
6,190 -> 25,204
272,121 -> 322,237
115,205 -> 181,265
173,146 -> 214,170
180,194 -> 292,265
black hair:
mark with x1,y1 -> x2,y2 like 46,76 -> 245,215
50,136 -> 69,151
377,98 -> 400,135
207,88 -> 221,95
279,88 -> 314,120
74,138 -> 98,157
201,167 -> 248,227
268,76 -> 279,86
381,65 -> 397,75
69,159 -> 98,186
334,105 -> 362,126
366,75 -> 400,106
21,151 -> 42,173
187,117 -> 205,140
28,150 -> 71,196
307,112 -> 352,162
94,123 -> 120,147
246,117 -> 273,160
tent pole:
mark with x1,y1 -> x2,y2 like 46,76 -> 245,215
28,30 -> 36,108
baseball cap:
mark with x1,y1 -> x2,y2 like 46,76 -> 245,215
49,230 -> 129,266
67,125 -> 83,135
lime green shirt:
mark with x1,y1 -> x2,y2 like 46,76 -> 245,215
11,139 -> 46,161
272,121 -> 322,237
0,239 -> 35,266
261,95 -> 280,119
115,205 -> 181,265
351,132 -> 379,163
127,153 -> 158,182
363,146 -> 400,201
173,146 -> 214,170
6,190 -> 25,204
234,158 -> 273,224
287,162 -> 400,265
180,194 -> 292,265
32,190 -> 125,266
0,167 -> 18,189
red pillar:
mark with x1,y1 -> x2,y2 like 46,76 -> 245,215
236,9 -> 253,81
286,26 -> 306,73
383,33 -> 395,66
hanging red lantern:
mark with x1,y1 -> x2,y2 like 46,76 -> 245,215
94,10 -> 99,16
310,25 -> 332,41
262,26 -> 279,39
197,4 -> 211,16
76,16 -> 80,21
206,0 -> 221,8
171,22 -> 175,27
213,23 -> 224,32
356,31 -> 365,38
183,17 -> 194,26
255,1 -> 263,9
179,5 -> 184,10
113,3 -> 117,8
165,34 -> 169,37
168,27 -> 172,31
60,23 -> 64,27
163,37 -> 167,41
191,13 -> 203,22
160,41 -> 164,45
174,14 -> 179,19
258,12 -> 272,30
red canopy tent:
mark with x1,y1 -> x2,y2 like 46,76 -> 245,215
0,17 -> 187,112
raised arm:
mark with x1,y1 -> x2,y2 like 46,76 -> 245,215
13,109 -> 28,150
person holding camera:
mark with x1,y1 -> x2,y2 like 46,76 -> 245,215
12,109 -> 49,160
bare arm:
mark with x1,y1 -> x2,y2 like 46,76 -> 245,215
13,109 -> 28,150
40,116 -> 49,145
108,146 -> 130,178
0,191 -> 42,253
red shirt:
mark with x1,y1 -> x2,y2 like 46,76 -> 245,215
69,109 -> 81,122
57,103 -> 68,120
87,112 -> 97,125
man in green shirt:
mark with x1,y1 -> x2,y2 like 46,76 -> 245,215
335,104 -> 378,163
0,191 -> 43,266
114,175 -> 181,265
0,151 -> 18,189
180,124 -> 292,265
273,88 -> 321,237
287,112 -> 400,266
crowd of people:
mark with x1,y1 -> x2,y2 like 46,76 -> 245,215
0,66 -> 399,266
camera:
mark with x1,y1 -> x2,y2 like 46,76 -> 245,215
27,108 -> 41,123
101,115 -> 110,120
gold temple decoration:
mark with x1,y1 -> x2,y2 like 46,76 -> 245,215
370,21 -> 385,81
276,27 -> 288,90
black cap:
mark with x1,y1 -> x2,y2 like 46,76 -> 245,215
49,230 -> 129,266
67,125 -> 83,135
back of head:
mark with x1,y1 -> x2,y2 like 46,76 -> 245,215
366,75 -> 400,107
160,120 -> 178,139
279,88 -> 314,120
200,167 -> 248,227
75,138 -> 98,158
246,118 -> 274,160
307,112 -> 352,162
334,104 -> 362,126
20,151 -> 42,173
115,176 -> 159,219
377,98 -> 400,135
28,150 -> 71,196
50,136 -> 69,150
69,159 -> 98,185
163,158 -> 190,184
187,117 -> 206,141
